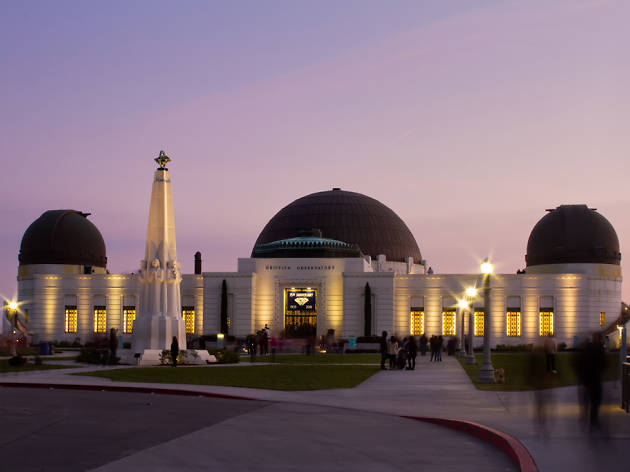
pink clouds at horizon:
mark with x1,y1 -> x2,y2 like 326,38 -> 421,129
1,0 -> 629,303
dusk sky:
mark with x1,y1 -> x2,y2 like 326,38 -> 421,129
2,0 -> 629,301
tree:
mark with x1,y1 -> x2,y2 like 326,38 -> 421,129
364,282 -> 372,337
220,279 -> 228,334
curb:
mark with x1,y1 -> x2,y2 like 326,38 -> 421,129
1,381 -> 538,471
402,415 -> 538,472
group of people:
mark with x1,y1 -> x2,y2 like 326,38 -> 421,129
245,324 -> 271,360
379,332 -> 461,370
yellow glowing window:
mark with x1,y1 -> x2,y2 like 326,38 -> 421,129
94,306 -> 107,333
600,312 -> 606,327
411,309 -> 424,336
123,306 -> 136,334
442,310 -> 456,336
506,311 -> 521,337
182,306 -> 195,334
540,311 -> 554,336
474,311 -> 484,336
65,305 -> 77,333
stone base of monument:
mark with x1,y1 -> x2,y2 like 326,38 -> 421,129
137,349 -> 216,366
120,349 -> 217,366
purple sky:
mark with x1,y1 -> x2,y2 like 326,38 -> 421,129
1,0 -> 629,302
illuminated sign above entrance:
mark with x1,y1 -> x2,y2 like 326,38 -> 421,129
286,289 -> 316,312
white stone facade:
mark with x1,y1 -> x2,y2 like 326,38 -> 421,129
15,254 -> 622,349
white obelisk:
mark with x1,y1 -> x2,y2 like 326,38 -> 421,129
132,151 -> 187,364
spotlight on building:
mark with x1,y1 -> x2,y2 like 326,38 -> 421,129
465,287 -> 477,298
8,301 -> 18,310
480,259 -> 493,275
458,299 -> 469,309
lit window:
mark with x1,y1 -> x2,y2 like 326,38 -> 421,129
540,311 -> 554,336
506,311 -> 521,337
182,306 -> 195,334
442,310 -> 456,336
65,305 -> 77,333
474,311 -> 484,336
123,306 -> 136,334
600,312 -> 606,327
94,306 -> 107,333
411,309 -> 424,336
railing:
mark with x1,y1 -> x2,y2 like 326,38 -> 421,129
623,362 -> 630,413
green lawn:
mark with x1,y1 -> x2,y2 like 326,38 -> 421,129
244,353 -> 380,364
457,352 -> 620,391
76,364 -> 380,391
0,359 -> 74,373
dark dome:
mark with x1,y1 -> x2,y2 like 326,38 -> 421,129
253,189 -> 421,262
19,210 -> 107,267
526,205 -> 620,267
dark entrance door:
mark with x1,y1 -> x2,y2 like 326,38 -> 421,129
284,288 -> 317,338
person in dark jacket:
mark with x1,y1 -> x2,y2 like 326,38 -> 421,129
379,331 -> 388,370
171,336 -> 179,367
109,328 -> 118,365
419,334 -> 428,356
407,336 -> 418,370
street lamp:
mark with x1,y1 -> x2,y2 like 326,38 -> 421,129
478,258 -> 495,382
465,287 -> 477,364
457,299 -> 468,357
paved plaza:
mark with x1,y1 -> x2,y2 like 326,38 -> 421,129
1,355 -> 628,471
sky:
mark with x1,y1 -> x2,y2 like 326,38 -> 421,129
1,0 -> 629,302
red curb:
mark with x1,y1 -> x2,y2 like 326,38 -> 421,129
402,415 -> 538,472
0,382 -> 261,402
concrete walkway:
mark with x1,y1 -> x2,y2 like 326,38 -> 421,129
1,355 -> 629,471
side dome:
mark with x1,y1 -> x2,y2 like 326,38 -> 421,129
525,205 -> 620,267
253,189 -> 421,263
19,210 -> 107,267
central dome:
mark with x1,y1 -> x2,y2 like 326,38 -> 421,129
253,189 -> 422,263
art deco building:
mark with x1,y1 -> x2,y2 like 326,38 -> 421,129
13,175 -> 623,348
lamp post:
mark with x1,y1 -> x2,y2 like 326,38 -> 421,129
457,299 -> 468,357
465,287 -> 477,365
5,301 -> 19,357
477,259 -> 495,382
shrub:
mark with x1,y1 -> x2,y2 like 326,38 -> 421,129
160,350 -> 172,365
8,355 -> 26,367
34,356 -> 42,366
356,336 -> 382,343
558,342 -> 567,352
77,347 -> 118,364
494,344 -> 534,352
122,342 -> 131,349
208,349 -> 240,364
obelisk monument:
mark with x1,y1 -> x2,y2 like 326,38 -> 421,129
128,151 -> 184,365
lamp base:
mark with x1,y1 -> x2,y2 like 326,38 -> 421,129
477,363 -> 495,383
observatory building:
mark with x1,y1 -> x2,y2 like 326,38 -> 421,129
12,160 -> 623,349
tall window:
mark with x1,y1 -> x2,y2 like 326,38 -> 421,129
540,310 -> 554,336
182,306 -> 195,334
411,308 -> 424,336
506,310 -> 521,337
123,306 -> 136,334
474,310 -> 484,336
94,306 -> 107,333
65,305 -> 77,333
442,310 -> 456,336
600,312 -> 606,327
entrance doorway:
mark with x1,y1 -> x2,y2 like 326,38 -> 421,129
284,288 -> 317,338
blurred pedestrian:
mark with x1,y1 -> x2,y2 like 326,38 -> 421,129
379,331 -> 388,370
544,334 -> 557,373
437,336 -> 444,362
407,336 -> 417,370
580,332 -> 607,431
420,334 -> 428,356
388,336 -> 398,369
170,336 -> 179,367
528,342 -> 554,434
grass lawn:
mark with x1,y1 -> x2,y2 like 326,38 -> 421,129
0,359 -> 74,374
76,364 -> 380,391
244,353 -> 380,364
457,352 -> 620,391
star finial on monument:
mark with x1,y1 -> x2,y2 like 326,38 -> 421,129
154,150 -> 171,169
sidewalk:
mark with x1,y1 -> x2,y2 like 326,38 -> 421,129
1,355 -> 628,471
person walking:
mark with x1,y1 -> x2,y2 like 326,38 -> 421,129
379,331 -> 388,370
388,336 -> 398,369
544,334 -> 557,373
407,336 -> 417,370
420,334 -> 428,356
437,335 -> 444,362
170,336 -> 179,367
429,335 -> 436,362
